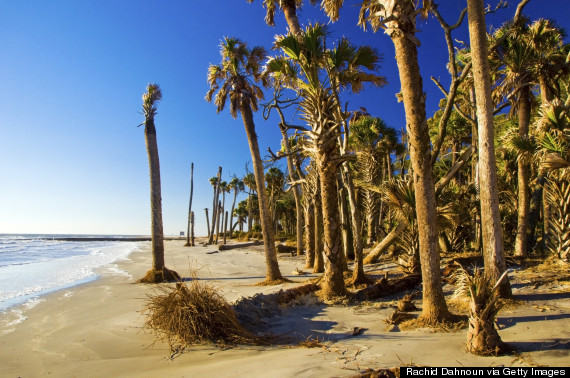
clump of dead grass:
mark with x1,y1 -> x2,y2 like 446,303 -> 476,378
142,279 -> 265,354
139,267 -> 181,283
399,315 -> 467,332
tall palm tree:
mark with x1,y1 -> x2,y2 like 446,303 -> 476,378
358,0 -> 452,322
492,19 -> 538,257
267,23 -> 383,297
206,37 -> 283,282
467,0 -> 511,297
140,83 -> 178,283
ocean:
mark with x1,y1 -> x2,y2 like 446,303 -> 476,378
0,234 -> 144,313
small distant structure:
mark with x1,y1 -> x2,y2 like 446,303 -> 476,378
180,231 -> 185,237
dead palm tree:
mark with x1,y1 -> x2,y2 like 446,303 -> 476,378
139,83 -> 179,283
206,37 -> 283,282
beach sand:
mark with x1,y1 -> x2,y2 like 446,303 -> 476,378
0,240 -> 568,377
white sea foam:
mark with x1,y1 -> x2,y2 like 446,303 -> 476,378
0,235 -> 143,313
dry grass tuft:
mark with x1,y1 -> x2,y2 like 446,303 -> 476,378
142,280 -> 265,354
139,267 -> 181,283
298,336 -> 325,348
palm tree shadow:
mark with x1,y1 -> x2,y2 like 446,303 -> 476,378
497,313 -> 570,329
508,339 -> 570,353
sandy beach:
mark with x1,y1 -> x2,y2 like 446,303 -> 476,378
0,240 -> 568,377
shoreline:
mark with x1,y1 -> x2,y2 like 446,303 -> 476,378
1,240 -> 568,377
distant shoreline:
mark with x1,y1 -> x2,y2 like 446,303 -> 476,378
41,236 -> 187,242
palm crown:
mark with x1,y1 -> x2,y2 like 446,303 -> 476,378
206,37 -> 269,118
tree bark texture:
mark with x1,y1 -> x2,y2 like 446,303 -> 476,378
313,183 -> 325,273
467,0 -> 511,297
304,203 -> 316,268
144,123 -> 165,271
392,29 -> 449,321
186,163 -> 194,246
240,104 -> 283,281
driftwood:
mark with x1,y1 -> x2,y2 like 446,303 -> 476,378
355,274 -> 421,301
218,241 -> 262,251
276,244 -> 297,253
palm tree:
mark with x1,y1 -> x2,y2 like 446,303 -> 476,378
467,0 -> 511,297
139,83 -> 179,283
228,177 -> 245,237
246,0 -> 313,36
243,172 -> 257,231
455,267 -> 510,355
206,37 -> 283,282
358,0 -> 451,322
267,24 -> 383,297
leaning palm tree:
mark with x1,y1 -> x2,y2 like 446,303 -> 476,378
206,37 -> 283,282
139,83 -> 179,283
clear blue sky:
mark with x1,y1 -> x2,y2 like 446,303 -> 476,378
1,1 -> 568,236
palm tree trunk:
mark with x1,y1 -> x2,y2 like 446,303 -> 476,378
304,203 -> 315,269
392,26 -> 450,322
205,208 -> 210,239
467,0 -> 511,297
281,0 -> 302,36
316,154 -> 345,296
144,124 -> 165,271
279,123 -> 304,256
190,211 -> 195,246
514,86 -> 532,257
185,162 -> 194,246
313,184 -> 324,273
364,222 -> 408,264
240,104 -> 283,281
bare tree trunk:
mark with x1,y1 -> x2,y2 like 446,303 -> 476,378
240,104 -> 283,281
208,167 -> 222,245
304,203 -> 315,269
185,162 -> 194,246
514,86 -> 531,257
223,211 -> 229,244
364,222 -> 408,264
144,124 -> 164,271
467,0 -> 511,297
313,188 -> 324,274
205,208 -> 210,239
190,211 -> 195,246
215,201 -> 222,244
229,188 -> 238,238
